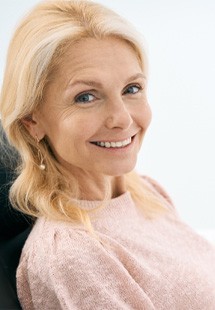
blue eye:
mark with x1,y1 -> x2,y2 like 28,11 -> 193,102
124,85 -> 140,95
75,93 -> 95,103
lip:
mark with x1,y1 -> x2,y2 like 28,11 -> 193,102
90,134 -> 137,144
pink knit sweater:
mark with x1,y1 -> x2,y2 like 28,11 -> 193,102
17,177 -> 215,309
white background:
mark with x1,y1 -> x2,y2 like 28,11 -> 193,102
0,0 -> 214,240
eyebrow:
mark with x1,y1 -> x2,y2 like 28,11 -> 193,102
67,73 -> 146,89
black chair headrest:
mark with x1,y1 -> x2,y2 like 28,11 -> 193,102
0,122 -> 32,240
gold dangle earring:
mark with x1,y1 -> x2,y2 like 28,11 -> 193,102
36,135 -> 46,170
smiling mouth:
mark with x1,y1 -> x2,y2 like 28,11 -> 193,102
91,136 -> 133,148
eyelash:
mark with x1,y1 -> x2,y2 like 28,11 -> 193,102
123,84 -> 142,95
74,92 -> 95,103
74,84 -> 143,104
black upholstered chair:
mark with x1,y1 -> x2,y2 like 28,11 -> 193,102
0,124 -> 32,309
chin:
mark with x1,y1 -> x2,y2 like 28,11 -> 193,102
103,161 -> 137,177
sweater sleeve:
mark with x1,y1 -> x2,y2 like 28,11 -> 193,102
17,225 -> 155,310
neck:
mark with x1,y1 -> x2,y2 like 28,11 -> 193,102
69,171 -> 126,200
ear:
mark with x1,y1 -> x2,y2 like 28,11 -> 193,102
21,113 -> 45,140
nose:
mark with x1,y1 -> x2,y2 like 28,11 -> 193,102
105,98 -> 133,130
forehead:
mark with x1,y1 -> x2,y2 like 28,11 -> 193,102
63,36 -> 139,58
55,37 -> 142,81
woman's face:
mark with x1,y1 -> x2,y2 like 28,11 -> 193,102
30,37 -> 151,186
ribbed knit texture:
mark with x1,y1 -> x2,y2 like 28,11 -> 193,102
16,177 -> 215,309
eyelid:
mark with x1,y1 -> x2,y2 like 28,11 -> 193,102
128,82 -> 143,88
74,90 -> 97,103
123,83 -> 143,94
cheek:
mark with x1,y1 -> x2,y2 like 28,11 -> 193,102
137,101 -> 152,129
54,114 -> 96,149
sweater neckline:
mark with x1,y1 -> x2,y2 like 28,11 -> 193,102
72,191 -> 134,211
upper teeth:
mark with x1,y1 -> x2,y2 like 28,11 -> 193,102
95,137 -> 132,148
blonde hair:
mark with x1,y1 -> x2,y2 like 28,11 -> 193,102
0,0 -> 169,236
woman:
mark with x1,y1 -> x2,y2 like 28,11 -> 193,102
0,0 -> 215,309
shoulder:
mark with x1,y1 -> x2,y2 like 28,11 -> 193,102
20,217 -> 98,262
17,217 -> 104,292
17,217 -> 111,279
16,218 -> 122,309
